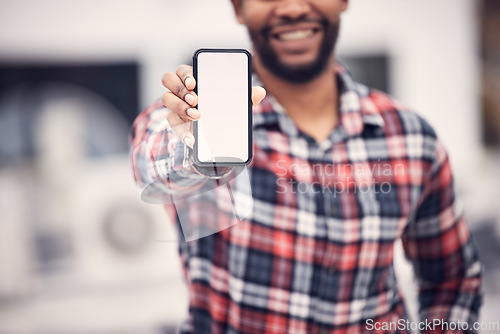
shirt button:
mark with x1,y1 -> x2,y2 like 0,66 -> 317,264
319,329 -> 329,334
328,267 -> 335,275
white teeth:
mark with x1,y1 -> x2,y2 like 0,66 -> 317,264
277,29 -> 314,41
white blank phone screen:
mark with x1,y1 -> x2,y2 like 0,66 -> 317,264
196,52 -> 249,163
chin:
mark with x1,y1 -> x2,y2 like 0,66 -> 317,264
283,60 -> 318,71
279,53 -> 320,69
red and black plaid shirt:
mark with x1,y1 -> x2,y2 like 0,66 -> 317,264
130,61 -> 482,334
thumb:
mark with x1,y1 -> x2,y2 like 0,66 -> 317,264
251,86 -> 266,106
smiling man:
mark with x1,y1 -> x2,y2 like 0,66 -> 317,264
129,0 -> 483,333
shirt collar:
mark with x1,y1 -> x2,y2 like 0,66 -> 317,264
252,59 -> 385,138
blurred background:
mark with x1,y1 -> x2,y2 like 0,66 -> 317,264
0,0 -> 499,333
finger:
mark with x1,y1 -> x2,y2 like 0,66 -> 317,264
162,91 -> 200,121
176,65 -> 196,91
166,111 -> 195,148
161,71 -> 198,107
251,86 -> 266,106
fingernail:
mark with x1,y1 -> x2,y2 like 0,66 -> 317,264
185,94 -> 195,106
186,108 -> 200,119
183,135 -> 194,148
185,77 -> 193,88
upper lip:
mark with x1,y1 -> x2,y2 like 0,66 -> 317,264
269,23 -> 322,38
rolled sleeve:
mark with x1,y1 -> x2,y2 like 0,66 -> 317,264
129,101 -> 220,203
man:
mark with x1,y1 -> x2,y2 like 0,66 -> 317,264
130,0 -> 482,333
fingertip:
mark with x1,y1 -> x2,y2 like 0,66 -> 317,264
186,108 -> 200,119
185,77 -> 195,90
183,135 -> 194,148
252,86 -> 267,106
185,93 -> 196,106
256,86 -> 266,98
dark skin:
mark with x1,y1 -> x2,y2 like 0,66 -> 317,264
251,53 -> 339,142
161,0 -> 349,146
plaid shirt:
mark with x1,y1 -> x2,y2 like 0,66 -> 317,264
129,61 -> 482,334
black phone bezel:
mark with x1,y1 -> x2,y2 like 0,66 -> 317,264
192,48 -> 253,167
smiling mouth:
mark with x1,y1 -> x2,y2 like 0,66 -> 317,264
272,28 -> 320,41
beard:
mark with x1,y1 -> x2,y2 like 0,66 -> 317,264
248,18 -> 340,84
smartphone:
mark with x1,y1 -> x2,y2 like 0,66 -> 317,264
193,48 -> 252,167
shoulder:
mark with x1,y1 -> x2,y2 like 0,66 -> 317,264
357,83 -> 437,140
356,83 -> 444,165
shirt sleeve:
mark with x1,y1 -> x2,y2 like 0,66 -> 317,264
401,138 -> 483,334
129,100 -> 233,203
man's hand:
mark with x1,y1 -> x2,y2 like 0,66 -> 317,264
161,65 -> 266,148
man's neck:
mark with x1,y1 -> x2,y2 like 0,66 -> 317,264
253,54 -> 339,143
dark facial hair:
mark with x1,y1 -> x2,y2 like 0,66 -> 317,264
248,18 -> 340,84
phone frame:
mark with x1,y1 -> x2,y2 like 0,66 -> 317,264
192,48 -> 253,167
